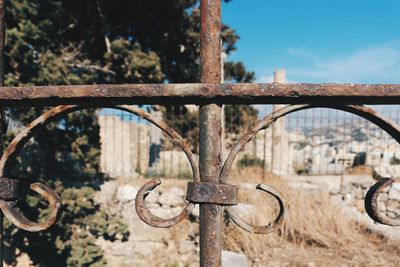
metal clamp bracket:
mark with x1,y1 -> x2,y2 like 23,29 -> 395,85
185,182 -> 238,205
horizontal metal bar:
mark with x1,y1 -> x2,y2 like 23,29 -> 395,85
1,83 -> 400,106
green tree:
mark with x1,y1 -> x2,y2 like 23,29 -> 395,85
3,0 -> 257,266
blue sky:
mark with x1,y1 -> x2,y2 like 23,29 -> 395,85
222,0 -> 400,84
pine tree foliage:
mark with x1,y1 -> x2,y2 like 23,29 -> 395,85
3,0 -> 257,266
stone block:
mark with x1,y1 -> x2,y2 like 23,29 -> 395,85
355,200 -> 364,212
385,199 -> 399,213
95,181 -> 117,204
159,187 -> 185,206
178,240 -> 195,255
354,187 -> 364,199
378,201 -> 386,212
392,182 -> 400,191
378,192 -> 389,202
389,189 -> 400,201
116,185 -> 138,202
149,206 -> 183,219
222,250 -> 248,267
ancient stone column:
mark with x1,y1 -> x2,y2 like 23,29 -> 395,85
271,70 -> 289,175
149,106 -> 162,167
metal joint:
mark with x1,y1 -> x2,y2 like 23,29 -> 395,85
185,182 -> 238,205
0,177 -> 19,200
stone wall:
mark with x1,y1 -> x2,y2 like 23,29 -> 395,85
93,178 -> 198,266
146,150 -> 193,178
94,178 -> 248,266
99,113 -> 279,179
339,180 -> 400,220
288,174 -> 400,223
98,111 -> 400,180
99,115 -> 150,177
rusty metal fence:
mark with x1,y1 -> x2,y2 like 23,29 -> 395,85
0,0 -> 399,266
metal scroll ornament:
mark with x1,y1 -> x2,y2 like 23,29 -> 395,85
0,104 -> 199,231
133,106 -> 286,233
239,103 -> 400,227
2,103 -> 399,232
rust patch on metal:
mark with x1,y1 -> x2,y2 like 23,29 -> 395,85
1,83 -> 400,106
185,182 -> 238,205
0,182 -> 60,232
199,1 -> 224,266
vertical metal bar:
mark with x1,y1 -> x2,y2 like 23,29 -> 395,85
112,111 -> 116,174
303,110 -> 307,172
286,112 -> 291,174
0,0 -> 3,87
320,109 -> 323,173
129,111 -> 133,174
366,113 -> 370,168
0,0 -> 5,266
137,112 -> 141,174
179,105 -> 183,177
120,111 -> 123,174
310,108 -> 315,173
199,0 -> 222,266
170,106 -> 174,176
262,107 -> 267,180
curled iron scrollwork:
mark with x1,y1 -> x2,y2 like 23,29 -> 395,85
0,182 -> 60,232
0,104 -> 200,231
128,105 -> 200,228
365,178 -> 400,226
0,104 -> 201,230
225,184 -> 285,234
222,103 -> 400,230
3,102 -> 400,232
0,105 -> 78,231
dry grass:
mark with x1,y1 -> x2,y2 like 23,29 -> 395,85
347,165 -> 374,175
223,167 -> 400,266
133,169 -> 400,266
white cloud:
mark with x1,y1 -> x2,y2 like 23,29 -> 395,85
287,42 -> 400,83
287,47 -> 319,61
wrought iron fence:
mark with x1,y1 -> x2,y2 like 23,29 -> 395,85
0,0 -> 399,267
